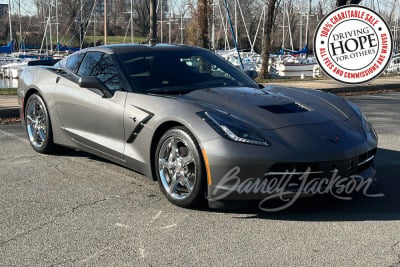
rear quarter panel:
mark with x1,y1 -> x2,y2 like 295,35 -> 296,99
18,66 -> 73,147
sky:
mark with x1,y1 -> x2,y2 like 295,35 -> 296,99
1,0 -> 37,16
1,0 -> 396,17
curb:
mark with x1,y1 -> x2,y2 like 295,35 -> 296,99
0,108 -> 19,119
321,83 -> 400,94
264,82 -> 400,94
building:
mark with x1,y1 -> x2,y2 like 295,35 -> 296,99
84,0 -> 120,18
0,4 -> 8,18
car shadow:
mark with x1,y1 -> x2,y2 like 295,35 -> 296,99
225,148 -> 400,221
52,145 -> 400,221
51,146 -> 122,165
223,147 -> 400,221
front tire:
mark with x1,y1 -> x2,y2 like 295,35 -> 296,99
25,94 -> 55,154
155,127 -> 205,208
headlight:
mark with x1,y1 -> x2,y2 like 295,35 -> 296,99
345,99 -> 377,139
361,113 -> 372,132
361,113 -> 377,139
198,111 -> 270,146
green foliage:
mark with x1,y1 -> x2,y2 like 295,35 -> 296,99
84,35 -> 147,45
0,88 -> 17,95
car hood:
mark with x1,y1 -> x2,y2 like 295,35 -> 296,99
180,86 -> 354,130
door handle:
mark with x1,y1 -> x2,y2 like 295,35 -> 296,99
56,76 -> 61,83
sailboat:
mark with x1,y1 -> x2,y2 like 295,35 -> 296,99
0,41 -> 14,54
274,44 -> 317,73
272,0 -> 316,77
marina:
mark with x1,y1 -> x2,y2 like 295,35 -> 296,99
0,78 -> 18,89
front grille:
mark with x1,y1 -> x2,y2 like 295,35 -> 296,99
266,149 -> 377,179
357,148 -> 377,173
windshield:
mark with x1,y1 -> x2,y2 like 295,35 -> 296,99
117,48 -> 258,94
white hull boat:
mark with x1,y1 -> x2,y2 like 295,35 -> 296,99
1,62 -> 28,79
274,56 -> 317,73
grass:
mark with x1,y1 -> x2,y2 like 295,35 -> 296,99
55,35 -> 148,47
0,88 -> 17,95
84,35 -> 147,45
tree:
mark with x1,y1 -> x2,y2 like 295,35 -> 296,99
260,0 -> 278,79
149,0 -> 157,44
198,0 -> 209,48
132,0 -> 151,37
336,0 -> 362,6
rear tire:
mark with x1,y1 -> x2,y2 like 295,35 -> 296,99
25,94 -> 55,154
155,127 -> 205,208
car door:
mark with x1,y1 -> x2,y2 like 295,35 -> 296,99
54,51 -> 127,162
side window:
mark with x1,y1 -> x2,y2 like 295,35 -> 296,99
78,52 -> 103,77
78,52 -> 121,93
93,55 -> 121,92
66,53 -> 85,73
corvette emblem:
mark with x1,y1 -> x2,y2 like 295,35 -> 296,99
325,135 -> 340,144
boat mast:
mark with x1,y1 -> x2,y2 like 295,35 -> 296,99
262,5 -> 265,51
305,0 -> 311,47
299,1 -> 303,49
49,1 -> 53,53
216,0 -> 229,50
223,0 -> 244,69
180,9 -> 184,44
130,0 -> 134,43
211,0 -> 215,50
18,0 -> 22,47
393,0 -> 399,52
251,6 -> 264,54
44,4 -> 48,52
56,0 -> 59,46
93,0 -> 97,46
80,0 -> 83,48
168,0 -> 172,43
286,5 -> 293,50
39,4 -> 48,54
8,0 -> 12,42
234,0 -> 237,43
160,0 -> 163,43
149,0 -> 157,44
282,1 -> 285,49
104,0 -> 107,45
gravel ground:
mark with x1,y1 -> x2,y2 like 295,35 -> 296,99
0,93 -> 399,266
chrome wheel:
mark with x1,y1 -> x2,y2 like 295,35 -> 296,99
24,94 -> 54,154
26,98 -> 47,148
158,136 -> 196,200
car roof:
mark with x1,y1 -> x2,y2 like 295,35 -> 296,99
80,44 -> 205,55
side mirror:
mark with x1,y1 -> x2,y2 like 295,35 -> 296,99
78,76 -> 113,98
52,68 -> 67,75
244,69 -> 258,80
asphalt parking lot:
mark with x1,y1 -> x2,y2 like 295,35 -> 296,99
0,92 -> 400,266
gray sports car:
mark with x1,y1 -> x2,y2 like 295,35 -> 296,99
18,44 -> 378,209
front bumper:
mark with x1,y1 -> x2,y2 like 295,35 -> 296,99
202,131 -> 377,203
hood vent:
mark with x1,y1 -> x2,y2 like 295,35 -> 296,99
260,103 -> 309,114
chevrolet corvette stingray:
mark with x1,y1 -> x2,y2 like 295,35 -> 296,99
18,44 -> 378,208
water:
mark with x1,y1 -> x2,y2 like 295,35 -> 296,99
0,78 -> 18,89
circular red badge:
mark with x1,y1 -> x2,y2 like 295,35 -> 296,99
314,5 -> 393,84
